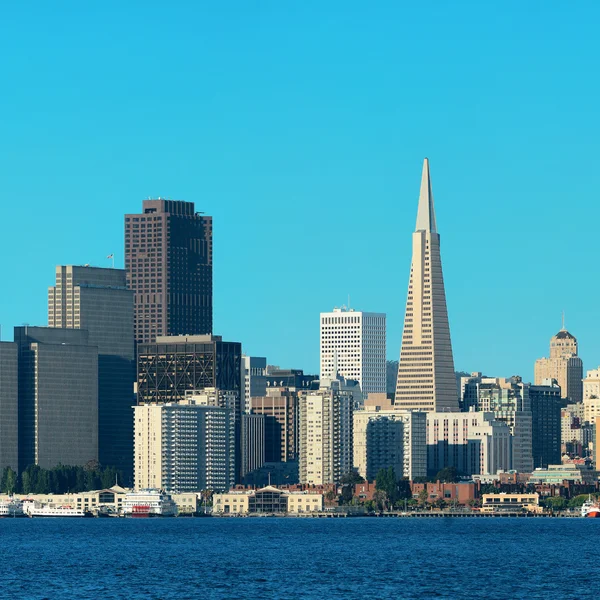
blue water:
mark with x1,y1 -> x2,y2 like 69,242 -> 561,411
1,518 -> 598,599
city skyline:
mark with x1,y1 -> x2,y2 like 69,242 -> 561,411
3,3 -> 600,382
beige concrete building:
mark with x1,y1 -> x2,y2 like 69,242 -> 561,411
481,493 -> 541,513
583,367 -> 600,424
212,486 -> 323,514
134,392 -> 235,493
534,328 -> 583,402
299,380 -> 354,485
395,159 -> 459,412
353,394 -> 427,480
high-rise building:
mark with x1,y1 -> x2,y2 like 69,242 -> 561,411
265,368 -> 318,390
426,411 -> 512,476
298,379 -> 354,485
395,159 -> 458,412
529,380 -> 562,469
250,388 -> 299,463
534,327 -> 583,402
583,367 -> 600,424
48,265 -> 134,478
242,356 -> 267,414
15,327 -> 98,471
320,307 -> 386,398
353,394 -> 427,481
241,414 -> 265,478
0,342 -> 18,471
468,376 -> 534,473
125,199 -> 213,345
133,393 -> 235,492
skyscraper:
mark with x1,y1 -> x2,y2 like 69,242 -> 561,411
395,159 -> 458,411
0,342 -> 18,471
529,380 -> 562,469
48,265 -> 134,479
320,307 -> 386,398
125,199 -> 213,345
534,327 -> 583,402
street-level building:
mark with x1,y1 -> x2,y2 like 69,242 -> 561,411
481,493 -> 541,513
212,486 -> 323,514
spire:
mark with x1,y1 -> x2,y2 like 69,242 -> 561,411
415,157 -> 437,233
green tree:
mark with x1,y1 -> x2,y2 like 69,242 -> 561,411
544,497 -> 567,511
434,498 -> 447,510
340,471 -> 365,485
435,466 -> 460,483
373,489 -> 388,511
418,489 -> 429,506
568,494 -> 592,509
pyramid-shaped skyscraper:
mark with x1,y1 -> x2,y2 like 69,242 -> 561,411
395,159 -> 459,411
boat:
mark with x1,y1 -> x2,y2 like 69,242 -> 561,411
122,489 -> 178,517
581,496 -> 600,518
0,499 -> 26,518
24,501 -> 89,518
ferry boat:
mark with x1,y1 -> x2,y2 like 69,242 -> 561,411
0,499 -> 25,518
26,503 -> 89,518
581,496 -> 600,518
122,489 -> 178,518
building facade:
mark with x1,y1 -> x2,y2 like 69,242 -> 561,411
241,414 -> 265,478
250,388 -> 299,463
242,355 -> 267,414
212,486 -> 323,515
534,328 -> 583,402
48,265 -> 135,478
0,342 -> 18,471
426,411 -> 512,476
125,199 -> 213,345
583,367 -> 600,424
134,396 -> 235,493
15,327 -> 98,471
319,307 -> 386,399
395,159 -> 459,412
529,381 -> 562,469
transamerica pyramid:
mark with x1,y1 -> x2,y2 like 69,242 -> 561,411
394,158 -> 459,411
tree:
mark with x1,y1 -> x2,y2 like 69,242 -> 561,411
373,490 -> 388,511
340,485 -> 354,505
568,494 -> 591,509
434,498 -> 447,510
324,490 -> 338,506
340,471 -> 365,485
435,467 -> 460,483
544,497 -> 567,511
418,489 -> 429,506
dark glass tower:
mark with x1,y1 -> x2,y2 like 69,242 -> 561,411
125,199 -> 213,345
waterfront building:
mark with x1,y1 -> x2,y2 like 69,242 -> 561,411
528,463 -> 598,485
353,394 -> 427,480
529,380 -> 562,469
395,159 -> 458,412
265,368 -> 318,390
0,342 -> 18,471
481,493 -> 541,514
298,378 -> 354,485
133,395 -> 235,493
426,410 -> 512,476
250,388 -> 299,463
14,326 -> 98,471
319,307 -> 385,399
463,375 -> 534,473
212,486 -> 323,514
125,199 -> 213,345
583,367 -> 600,424
241,414 -> 265,478
242,355 -> 267,414
534,327 -> 583,402
48,265 -> 134,478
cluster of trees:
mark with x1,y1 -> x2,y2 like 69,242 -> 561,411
373,467 -> 411,510
541,494 -> 595,512
0,462 -> 123,495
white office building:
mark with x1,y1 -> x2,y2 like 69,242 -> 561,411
320,307 -> 386,399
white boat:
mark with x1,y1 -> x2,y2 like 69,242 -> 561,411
24,501 -> 89,518
122,489 -> 178,517
581,495 -> 600,518
0,499 -> 25,518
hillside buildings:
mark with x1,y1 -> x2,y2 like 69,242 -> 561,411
395,158 -> 458,412
534,327 -> 583,403
125,199 -> 213,345
48,265 -> 135,478
319,307 -> 386,399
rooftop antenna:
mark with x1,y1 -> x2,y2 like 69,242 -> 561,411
348,294 -> 351,310
562,310 -> 565,330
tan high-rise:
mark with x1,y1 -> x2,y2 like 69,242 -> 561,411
395,159 -> 458,411
534,328 -> 583,402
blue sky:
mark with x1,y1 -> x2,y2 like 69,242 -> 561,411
1,1 -> 599,380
